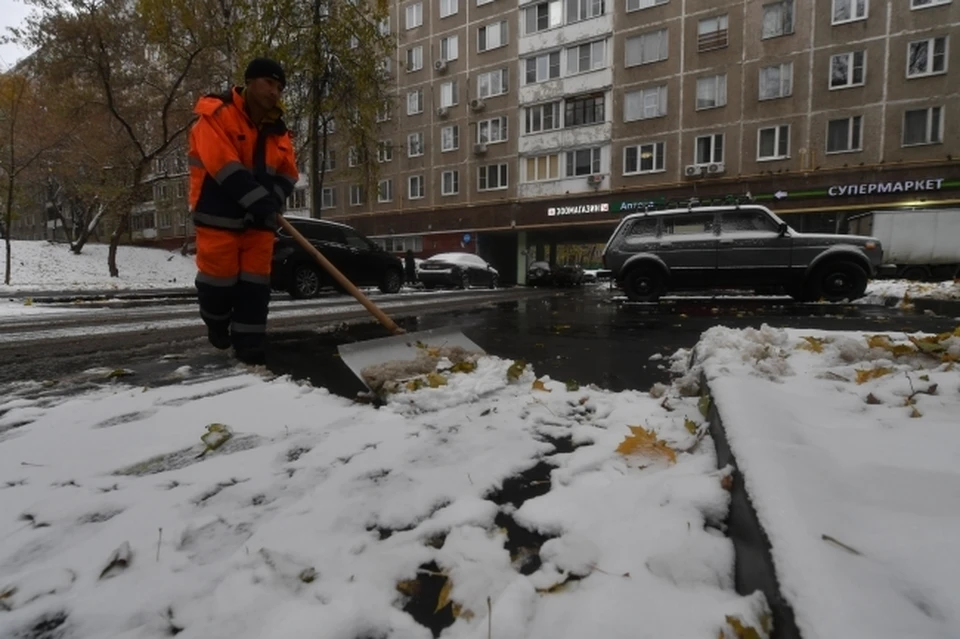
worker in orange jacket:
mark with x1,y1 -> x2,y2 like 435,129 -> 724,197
188,58 -> 298,365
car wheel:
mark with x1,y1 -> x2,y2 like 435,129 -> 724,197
290,264 -> 321,299
808,260 -> 868,302
489,274 -> 499,289
899,266 -> 929,282
458,269 -> 470,290
624,266 -> 665,302
379,268 -> 403,294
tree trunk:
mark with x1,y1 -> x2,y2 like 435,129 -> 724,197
72,202 -> 105,254
107,211 -> 129,277
309,0 -> 323,219
4,176 -> 14,285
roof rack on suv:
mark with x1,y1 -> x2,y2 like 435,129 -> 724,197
626,194 -> 753,214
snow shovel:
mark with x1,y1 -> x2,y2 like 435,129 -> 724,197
277,215 -> 485,389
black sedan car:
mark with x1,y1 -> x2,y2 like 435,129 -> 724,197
417,252 -> 499,289
527,261 -> 585,287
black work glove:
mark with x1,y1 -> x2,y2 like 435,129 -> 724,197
243,210 -> 276,229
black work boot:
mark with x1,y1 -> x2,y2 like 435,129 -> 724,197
207,326 -> 231,350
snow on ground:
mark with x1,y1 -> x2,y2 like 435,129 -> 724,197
1,240 -> 198,292
859,279 -> 960,306
0,353 -> 769,639
691,324 -> 960,639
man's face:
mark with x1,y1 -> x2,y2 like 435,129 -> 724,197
246,76 -> 283,111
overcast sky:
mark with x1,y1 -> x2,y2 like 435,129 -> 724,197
1,1 -> 34,70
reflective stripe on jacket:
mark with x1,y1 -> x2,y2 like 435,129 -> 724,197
188,87 -> 299,232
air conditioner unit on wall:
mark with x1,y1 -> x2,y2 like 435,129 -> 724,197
436,106 -> 449,118
469,98 -> 486,112
434,59 -> 448,72
587,174 -> 604,185
473,143 -> 488,155
707,162 -> 726,174
684,164 -> 704,177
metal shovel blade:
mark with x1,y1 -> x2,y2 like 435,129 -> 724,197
337,327 -> 486,390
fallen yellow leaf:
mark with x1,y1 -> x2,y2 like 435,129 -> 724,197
532,379 -> 552,392
616,426 -> 676,464
855,367 -> 894,384
435,576 -> 453,614
684,418 -> 698,434
427,372 -> 448,388
798,336 -> 826,353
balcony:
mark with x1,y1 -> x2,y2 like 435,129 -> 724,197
519,122 -> 612,155
697,29 -> 728,52
518,14 -> 613,56
519,68 -> 613,105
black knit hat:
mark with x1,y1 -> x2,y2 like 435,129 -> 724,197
244,57 -> 286,89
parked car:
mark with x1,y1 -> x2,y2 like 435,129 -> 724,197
847,208 -> 960,281
271,216 -> 404,299
418,252 -> 499,289
527,261 -> 584,287
601,204 -> 883,302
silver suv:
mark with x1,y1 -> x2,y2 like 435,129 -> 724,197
601,205 -> 883,302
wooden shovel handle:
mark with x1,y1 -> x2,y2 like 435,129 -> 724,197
277,214 -> 405,335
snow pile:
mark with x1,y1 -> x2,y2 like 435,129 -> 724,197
0,355 -> 769,638
859,278 -> 960,306
693,324 -> 960,639
0,240 -> 197,292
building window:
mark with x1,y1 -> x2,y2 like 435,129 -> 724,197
324,118 -> 337,134
408,175 -> 425,199
440,80 -> 459,107
477,69 -> 508,98
406,46 -> 423,72
158,211 -> 172,229
407,89 -> 424,115
347,146 -> 359,168
376,103 -> 391,123
153,184 -> 168,201
478,164 -> 509,191
478,21 -> 508,52
626,0 -> 667,11
625,29 -> 668,67
377,17 -> 390,35
349,185 -> 365,206
525,101 -> 562,133
377,140 -> 393,163
477,0 -> 493,5
567,0 -> 605,23
826,115 -> 863,153
441,170 -> 460,195
175,181 -> 186,199
564,93 -> 605,127
762,0 -> 794,38
566,40 -> 606,74
477,116 -> 508,144
696,74 -> 727,109
830,51 -> 866,88
903,106 -> 943,146
907,36 -> 948,77
441,125 -> 460,151
408,132 -> 424,156
524,154 -> 561,181
320,150 -> 336,171
566,147 -> 601,176
624,85 -> 667,121
524,0 -> 562,34
697,15 -> 728,51
440,35 -> 459,61
405,2 -> 423,28
440,0 -> 458,18
832,0 -> 867,23
378,179 -> 393,202
758,124 -> 790,160
321,187 -> 337,209
524,51 -> 561,84
287,189 -> 306,210
911,0 -> 950,8
624,142 -> 665,175
759,62 -> 793,100
695,133 -> 724,164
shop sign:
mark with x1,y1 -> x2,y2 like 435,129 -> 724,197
828,179 -> 944,197
547,203 -> 610,216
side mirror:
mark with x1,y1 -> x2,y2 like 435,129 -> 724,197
778,222 -> 788,237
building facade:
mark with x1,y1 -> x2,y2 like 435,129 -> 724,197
311,0 -> 959,283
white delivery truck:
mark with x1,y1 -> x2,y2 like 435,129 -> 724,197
847,209 -> 960,281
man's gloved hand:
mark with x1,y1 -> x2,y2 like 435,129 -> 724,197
242,210 -> 277,229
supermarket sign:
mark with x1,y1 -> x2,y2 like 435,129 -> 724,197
828,178 -> 944,197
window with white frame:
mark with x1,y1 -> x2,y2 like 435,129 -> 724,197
407,89 -> 424,114
377,140 -> 393,163
349,184 -> 365,206
376,103 -> 391,122
826,115 -> 862,153
378,179 -> 393,202
623,141 -> 665,174
695,133 -> 724,164
477,69 -> 508,98
907,36 -> 948,77
524,154 -> 561,181
566,40 -> 606,74
903,106 -> 943,145
441,170 -> 460,195
566,147 -> 601,176
762,0 -> 794,38
911,0 -> 951,8
524,0 -> 562,34
321,187 -> 336,209
625,29 -> 668,66
478,163 -> 508,191
565,93 -> 604,127
832,0 -> 867,23
624,85 -> 667,121
347,146 -> 359,167
440,80 -> 458,107
477,0 -> 493,5
379,56 -> 392,77
320,150 -> 336,171
696,74 -> 727,109
698,15 -> 729,51
405,2 -> 423,28
478,21 -> 508,52
158,211 -> 172,228
566,0 -> 605,23
377,17 -> 390,34
408,175 -> 425,199
830,51 -> 865,88
406,46 -> 423,72
175,181 -> 186,199
477,116 -> 508,144
758,124 -> 790,160
153,183 -> 168,201
287,189 -> 307,210
440,35 -> 459,61
441,125 -> 460,151
440,0 -> 458,18
525,101 -> 561,133
627,0 -> 667,11
759,62 -> 793,99
524,51 -> 561,84
408,132 -> 424,156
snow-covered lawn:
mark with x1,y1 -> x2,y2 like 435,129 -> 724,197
693,324 -> 960,639
0,354 -> 769,639
860,279 -> 960,306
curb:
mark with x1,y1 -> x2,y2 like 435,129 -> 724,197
881,296 -> 960,317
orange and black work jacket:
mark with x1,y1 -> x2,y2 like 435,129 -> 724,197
188,87 -> 298,232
